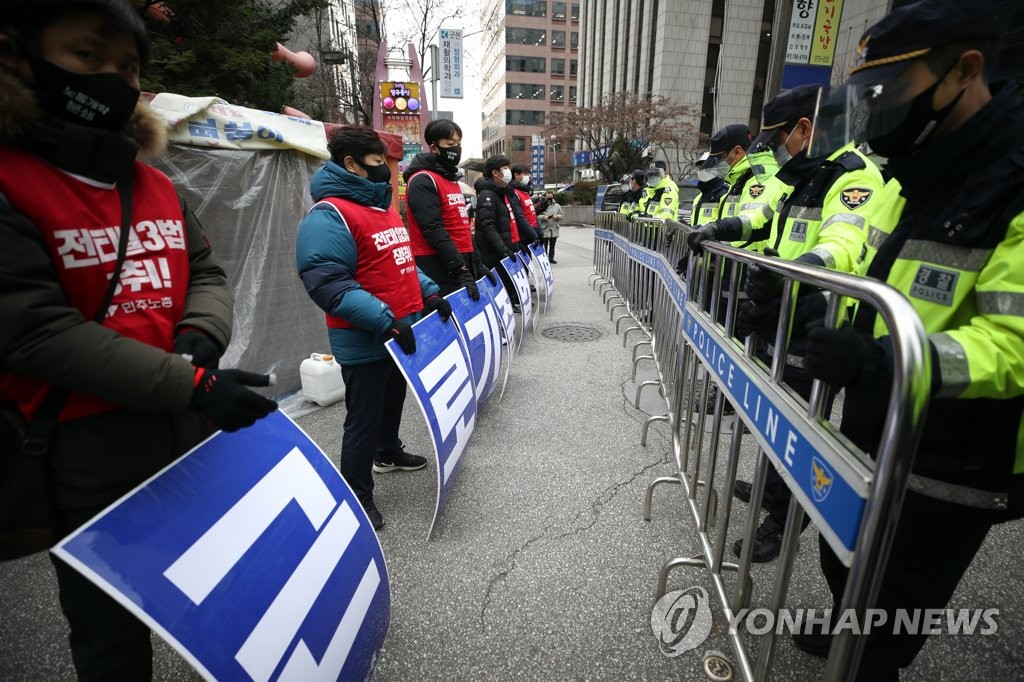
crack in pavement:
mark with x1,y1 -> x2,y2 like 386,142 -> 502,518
478,439 -> 671,629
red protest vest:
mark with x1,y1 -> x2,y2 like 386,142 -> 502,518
405,169 -> 473,255
514,187 -> 539,227
316,197 -> 423,329
0,148 -> 191,422
505,197 -> 521,243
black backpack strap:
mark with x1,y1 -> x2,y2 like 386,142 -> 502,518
22,170 -> 134,456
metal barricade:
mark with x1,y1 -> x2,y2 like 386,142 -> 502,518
592,214 -> 931,681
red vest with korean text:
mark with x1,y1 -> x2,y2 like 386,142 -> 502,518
514,187 -> 539,227
405,169 -> 473,255
317,197 -> 423,329
0,149 -> 191,421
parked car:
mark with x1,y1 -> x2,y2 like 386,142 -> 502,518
677,184 -> 700,224
597,183 -> 623,212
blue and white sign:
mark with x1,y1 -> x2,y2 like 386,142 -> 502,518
531,134 -> 546,181
479,271 -> 515,400
385,311 -> 476,537
681,309 -> 867,562
502,254 -> 533,346
446,283 -> 504,409
521,248 -> 545,332
529,242 -> 554,304
52,411 -> 390,682
438,28 -> 463,98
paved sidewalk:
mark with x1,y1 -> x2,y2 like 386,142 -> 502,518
2,225 -> 1022,680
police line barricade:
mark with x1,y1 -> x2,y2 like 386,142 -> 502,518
593,221 -> 932,681
53,411 -> 390,681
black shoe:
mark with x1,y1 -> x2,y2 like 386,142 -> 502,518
733,515 -> 790,563
550,259 -> 558,264
691,384 -> 736,416
792,630 -> 832,658
361,498 -> 384,530
734,480 -> 752,503
373,451 -> 428,473
512,304 -> 522,314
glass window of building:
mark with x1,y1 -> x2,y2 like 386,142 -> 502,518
506,28 -> 547,45
550,85 -> 565,101
506,56 -> 546,72
571,3 -> 580,20
506,0 -> 546,16
570,59 -> 578,76
552,2 -> 567,19
551,58 -> 565,75
551,30 -> 565,48
511,136 -> 528,151
507,83 -> 546,99
570,31 -> 578,49
569,86 -> 577,102
506,110 -> 545,125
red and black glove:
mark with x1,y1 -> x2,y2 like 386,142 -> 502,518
389,320 -> 416,354
190,368 -> 278,432
424,294 -> 453,322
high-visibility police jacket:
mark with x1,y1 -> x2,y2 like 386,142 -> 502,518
720,156 -> 774,251
844,85 -> 1024,514
640,175 -> 679,221
690,177 -> 729,227
764,143 -> 883,274
619,188 -> 641,215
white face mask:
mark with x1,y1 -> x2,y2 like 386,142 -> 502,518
620,183 -> 630,192
697,167 -> 726,182
501,168 -> 513,183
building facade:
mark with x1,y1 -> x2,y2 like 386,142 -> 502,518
577,0 -> 894,177
480,0 -> 582,183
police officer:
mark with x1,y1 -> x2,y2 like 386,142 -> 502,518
635,159 -> 678,221
690,152 -> 729,228
795,1 -> 1024,677
619,169 -> 645,216
724,84 -> 886,562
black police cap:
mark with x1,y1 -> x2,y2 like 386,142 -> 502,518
750,84 -> 821,149
709,124 -> 751,154
848,0 -> 999,86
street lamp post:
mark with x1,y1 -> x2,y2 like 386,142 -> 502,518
550,135 -> 557,187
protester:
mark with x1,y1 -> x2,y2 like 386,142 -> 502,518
474,155 -> 522,306
296,125 -> 451,532
539,192 -> 563,263
0,0 -> 277,677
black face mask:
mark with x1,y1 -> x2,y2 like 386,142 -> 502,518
28,55 -> 140,132
357,158 -> 392,185
867,72 -> 964,158
436,145 -> 462,170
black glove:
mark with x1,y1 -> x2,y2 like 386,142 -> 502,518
806,325 -> 875,387
424,293 -> 452,321
190,368 -> 278,433
484,268 -> 498,286
675,256 -> 688,274
686,223 -> 718,255
736,300 -> 780,340
505,248 -> 518,261
745,248 -> 783,304
174,329 -> 221,368
389,320 -> 416,354
455,267 -> 479,301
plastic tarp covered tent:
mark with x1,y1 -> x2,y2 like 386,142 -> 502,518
148,94 -> 404,401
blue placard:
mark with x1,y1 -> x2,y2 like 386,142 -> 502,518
385,311 -> 477,537
681,310 -> 865,556
52,410 -> 390,682
501,254 -> 533,341
529,242 -> 554,299
446,283 -> 503,409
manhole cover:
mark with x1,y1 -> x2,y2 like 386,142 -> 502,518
541,324 -> 604,342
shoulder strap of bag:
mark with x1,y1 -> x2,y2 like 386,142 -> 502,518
22,170 -> 135,455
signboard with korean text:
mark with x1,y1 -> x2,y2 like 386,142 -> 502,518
150,94 -> 330,159
380,82 -> 424,172
782,0 -> 845,88
385,311 -> 476,538
501,254 -> 533,349
531,134 -> 546,183
439,28 -> 464,98
529,242 -> 554,307
52,411 -> 390,681
445,283 -> 505,409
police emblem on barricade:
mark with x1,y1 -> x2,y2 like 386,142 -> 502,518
446,282 -> 505,409
53,410 -> 390,681
385,311 -> 477,538
840,187 -> 873,209
811,455 -> 835,502
748,184 -> 765,198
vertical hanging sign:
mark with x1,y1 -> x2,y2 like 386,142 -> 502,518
439,28 -> 464,98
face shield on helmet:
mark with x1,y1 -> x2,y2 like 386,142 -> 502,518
808,63 -> 924,159
645,168 -> 664,186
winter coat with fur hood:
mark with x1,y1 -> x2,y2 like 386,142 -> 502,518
0,70 -> 234,511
